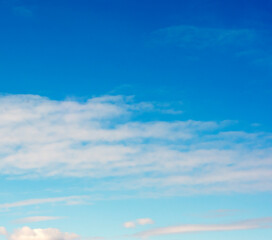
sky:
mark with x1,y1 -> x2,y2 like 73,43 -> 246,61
0,0 -> 272,239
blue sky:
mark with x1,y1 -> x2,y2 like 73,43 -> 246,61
0,0 -> 272,239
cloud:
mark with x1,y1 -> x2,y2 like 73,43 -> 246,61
0,94 -> 271,195
5,226 -> 79,240
135,217 -> 272,238
152,25 -> 272,68
13,216 -> 62,224
0,196 -> 86,210
137,219 -> 154,225
124,222 -> 136,228
152,25 -> 257,49
124,218 -> 154,228
0,227 -> 7,236
85,238 -> 105,240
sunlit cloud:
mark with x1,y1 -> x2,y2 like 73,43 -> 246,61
4,226 -> 79,240
0,227 -> 7,236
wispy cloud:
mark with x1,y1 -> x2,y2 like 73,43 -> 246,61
124,219 -> 154,228
151,25 -> 272,68
0,196 -> 87,210
13,216 -> 63,224
0,94 -> 271,196
152,25 -> 257,49
124,222 -> 136,228
134,217 -> 272,238
137,219 -> 154,226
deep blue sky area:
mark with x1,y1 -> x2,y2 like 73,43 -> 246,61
0,0 -> 271,125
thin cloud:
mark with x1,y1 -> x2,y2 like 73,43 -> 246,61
152,25 -> 272,68
152,25 -> 257,49
0,196 -> 87,210
137,219 -> 154,225
13,216 -> 63,224
124,222 -> 136,228
135,217 -> 272,238
124,219 -> 154,228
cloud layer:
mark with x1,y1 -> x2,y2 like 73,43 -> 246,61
2,218 -> 271,239
0,94 -> 271,195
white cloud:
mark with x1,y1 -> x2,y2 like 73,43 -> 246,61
135,217 -> 272,238
0,196 -> 86,210
124,218 -> 154,228
0,227 -> 7,236
137,219 -> 154,225
6,226 -> 80,240
0,94 -> 271,195
123,222 -> 136,228
14,216 -> 62,224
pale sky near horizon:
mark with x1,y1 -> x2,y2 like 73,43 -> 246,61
0,0 -> 272,240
